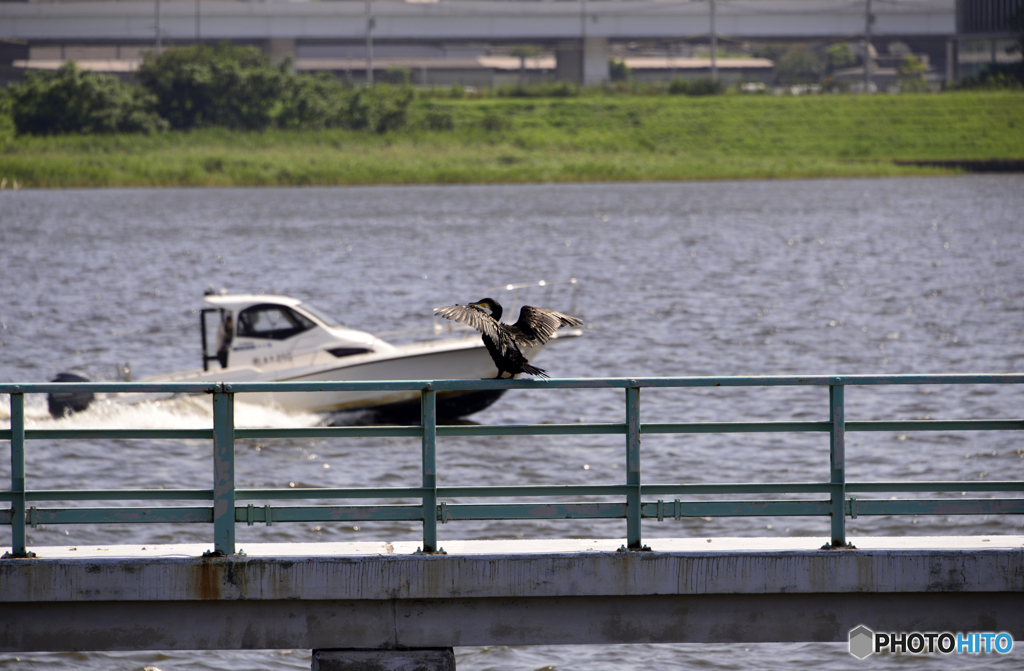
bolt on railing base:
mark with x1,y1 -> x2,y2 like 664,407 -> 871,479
2,551 -> 37,559
202,549 -> 247,558
414,547 -> 447,555
617,544 -> 652,552
820,542 -> 857,550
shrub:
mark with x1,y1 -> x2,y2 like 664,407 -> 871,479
609,58 -> 631,82
774,45 -> 824,85
344,85 -> 414,133
494,81 -> 579,98
420,107 -> 455,131
896,56 -> 929,92
668,77 -> 690,95
277,73 -> 350,129
479,110 -> 510,131
669,77 -> 722,96
136,43 -> 287,130
953,70 -> 1024,91
688,77 -> 723,95
825,43 -> 859,73
10,62 -> 167,135
382,66 -> 414,86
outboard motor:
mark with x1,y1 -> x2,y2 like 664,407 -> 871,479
47,372 -> 95,418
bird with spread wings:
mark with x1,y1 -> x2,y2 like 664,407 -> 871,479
434,297 -> 582,379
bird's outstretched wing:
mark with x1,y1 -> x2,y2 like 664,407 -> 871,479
434,304 -> 501,343
513,306 -> 583,346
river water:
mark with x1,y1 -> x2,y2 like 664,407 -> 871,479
1,176 -> 1023,669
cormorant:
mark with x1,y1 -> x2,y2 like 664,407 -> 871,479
434,298 -> 582,378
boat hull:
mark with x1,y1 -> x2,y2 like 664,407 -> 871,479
121,330 -> 580,422
232,339 -> 501,414
324,389 -> 508,425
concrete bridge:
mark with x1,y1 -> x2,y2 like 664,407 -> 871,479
2,536 -> 1021,669
4,376 -> 1022,668
0,0 -> 956,84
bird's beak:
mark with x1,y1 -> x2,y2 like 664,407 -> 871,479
469,301 -> 484,309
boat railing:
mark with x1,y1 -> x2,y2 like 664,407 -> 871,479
480,277 -> 581,321
380,278 -> 582,344
2,375 -> 1023,558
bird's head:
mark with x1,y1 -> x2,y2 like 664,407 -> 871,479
470,297 -> 503,320
470,298 -> 498,313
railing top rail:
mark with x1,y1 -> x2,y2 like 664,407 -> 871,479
2,373 -> 1023,395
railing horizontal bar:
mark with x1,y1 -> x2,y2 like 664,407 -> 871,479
6,497 -> 1022,528
847,481 -> 1024,492
23,489 -> 213,502
9,420 -> 1017,446
641,500 -> 831,517
235,504 -> 422,523
643,422 -> 831,434
847,420 -> 1024,431
443,502 -> 626,521
24,429 -> 214,441
237,487 -> 429,500
439,485 -> 635,497
0,383 -> 219,394
438,423 -> 626,437
15,507 -> 214,525
3,482 -> 1021,505
4,374 -> 1023,397
239,485 -> 636,499
826,374 -> 1024,386
230,381 -> 434,393
235,427 -> 422,440
852,498 -> 1024,515
236,425 -> 629,439
642,482 -> 833,495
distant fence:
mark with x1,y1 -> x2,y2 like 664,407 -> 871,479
2,375 -> 1023,558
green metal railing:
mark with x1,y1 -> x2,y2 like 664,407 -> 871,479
2,375 -> 1023,558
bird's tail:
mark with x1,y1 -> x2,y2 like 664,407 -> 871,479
521,363 -> 548,378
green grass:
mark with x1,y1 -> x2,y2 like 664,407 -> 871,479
1,91 -> 1022,188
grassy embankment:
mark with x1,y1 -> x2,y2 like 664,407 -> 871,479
1,91 -> 1022,187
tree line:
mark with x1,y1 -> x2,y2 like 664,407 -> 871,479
5,43 -> 415,135
5,37 -> 1021,136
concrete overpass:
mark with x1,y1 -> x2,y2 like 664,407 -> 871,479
0,0 -> 956,84
3,537 -> 1022,668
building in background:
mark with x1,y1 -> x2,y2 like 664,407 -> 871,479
955,0 -> 1024,80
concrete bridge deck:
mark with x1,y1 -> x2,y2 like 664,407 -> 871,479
2,536 -> 1021,653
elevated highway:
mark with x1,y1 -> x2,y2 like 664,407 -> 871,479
1,0 -> 956,83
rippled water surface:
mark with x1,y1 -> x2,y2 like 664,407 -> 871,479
1,176 -> 1023,670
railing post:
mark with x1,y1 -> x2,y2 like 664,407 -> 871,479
624,383 -> 646,550
210,387 -> 236,556
827,379 -> 849,548
4,391 -> 35,558
419,384 -> 442,553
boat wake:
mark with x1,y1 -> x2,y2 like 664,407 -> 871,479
0,394 -> 324,431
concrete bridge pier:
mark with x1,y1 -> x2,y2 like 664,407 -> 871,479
312,648 -> 456,671
555,37 -> 609,85
268,38 -> 297,66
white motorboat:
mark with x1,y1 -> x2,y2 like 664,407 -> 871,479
48,284 -> 583,422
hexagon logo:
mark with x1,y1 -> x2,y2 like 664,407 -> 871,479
849,625 -> 875,659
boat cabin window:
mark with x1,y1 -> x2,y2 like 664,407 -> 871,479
298,302 -> 341,328
236,304 -> 316,340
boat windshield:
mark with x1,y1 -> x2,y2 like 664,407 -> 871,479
298,302 -> 342,328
